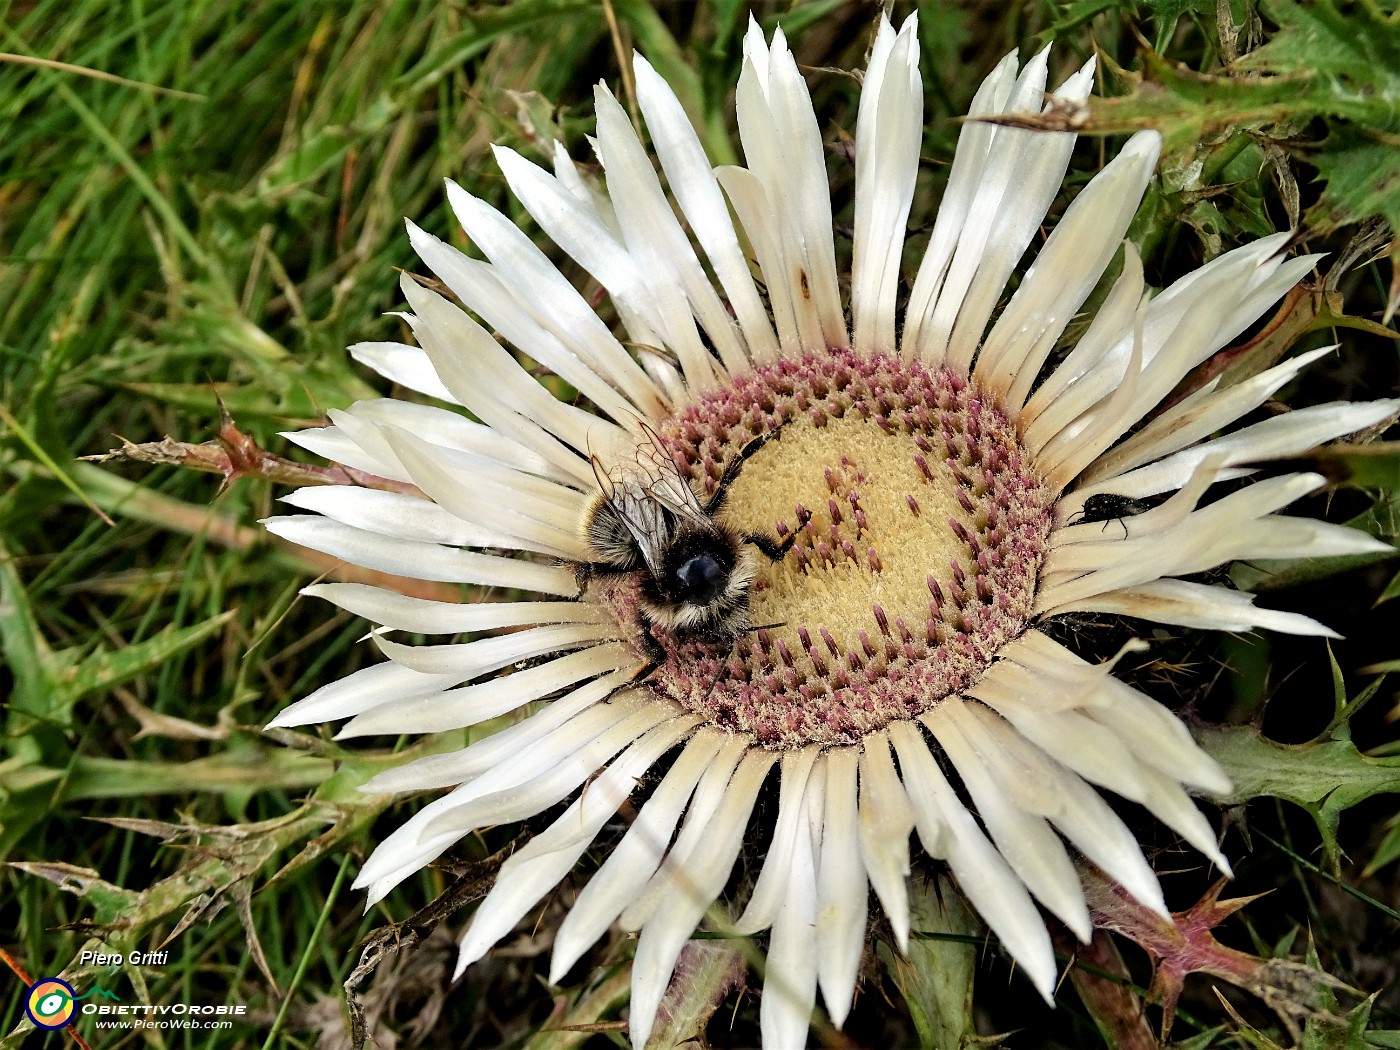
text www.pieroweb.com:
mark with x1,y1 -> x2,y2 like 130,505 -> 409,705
85,1003 -> 244,1030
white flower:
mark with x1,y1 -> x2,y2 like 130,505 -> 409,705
263,14 -> 1396,1048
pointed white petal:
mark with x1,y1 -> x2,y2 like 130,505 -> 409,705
549,729 -> 727,983
627,746 -> 775,1049
437,182 -> 662,414
454,714 -> 692,973
887,720 -> 1057,1001
1079,399 -> 1400,503
984,132 -> 1161,410
946,53 -> 1095,375
1022,241 -> 1146,446
332,412 -> 585,520
263,515 -> 577,595
715,164 -> 802,353
376,426 -> 590,560
266,658 -> 460,729
903,50 -> 1021,363
347,341 -> 458,404
301,584 -> 604,636
416,699 -> 681,842
952,703 -> 1167,919
734,25 -> 844,352
371,623 -> 614,677
363,672 -> 633,793
1037,474 -> 1330,613
342,397 -> 577,486
280,423 -> 405,482
759,773 -> 820,1050
408,221 -> 646,425
279,485 -> 501,550
492,144 -> 674,367
756,27 -> 846,350
362,696 -> 665,908
1039,248 -> 1328,481
594,85 -> 737,383
1055,578 -> 1341,637
926,701 -> 1091,940
816,746 -> 867,1027
1133,764 -> 1233,874
1085,690 -> 1233,799
852,15 -> 921,355
969,661 -> 1151,804
857,732 -> 916,951
633,54 -> 778,362
734,746 -> 820,934
1005,632 -> 1232,797
353,789 -> 472,902
338,644 -> 632,738
1085,346 -> 1336,481
396,275 -> 611,487
622,733 -> 754,931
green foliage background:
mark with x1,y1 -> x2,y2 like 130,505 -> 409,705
1,1 -> 1398,1047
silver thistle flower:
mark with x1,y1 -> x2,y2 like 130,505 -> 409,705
263,15 -> 1395,1047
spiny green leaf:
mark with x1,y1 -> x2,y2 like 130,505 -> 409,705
1241,0 -> 1400,241
1198,725 -> 1400,867
1242,0 -> 1400,110
1309,139 -> 1400,240
879,877 -> 979,1050
1302,993 -> 1384,1050
1146,0 -> 1212,53
5,860 -> 140,917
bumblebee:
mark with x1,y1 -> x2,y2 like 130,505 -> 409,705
580,423 -> 794,650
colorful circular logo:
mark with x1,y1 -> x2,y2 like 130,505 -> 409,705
25,978 -> 76,1030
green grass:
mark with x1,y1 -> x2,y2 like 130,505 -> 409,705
1,0 -> 1398,1047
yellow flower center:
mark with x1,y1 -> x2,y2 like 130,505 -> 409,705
627,351 -> 1054,749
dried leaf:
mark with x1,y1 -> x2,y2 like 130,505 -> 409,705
1081,866 -> 1356,1042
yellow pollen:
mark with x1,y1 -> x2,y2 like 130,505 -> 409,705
642,351 -> 1051,749
722,415 -> 976,663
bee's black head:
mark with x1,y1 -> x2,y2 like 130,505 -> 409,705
674,549 -> 730,604
636,524 -> 753,641
658,526 -> 738,603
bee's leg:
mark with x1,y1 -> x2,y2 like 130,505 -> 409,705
704,423 -> 790,515
626,614 -> 669,684
744,530 -> 797,562
573,559 -> 638,591
571,562 -> 594,592
746,503 -> 809,562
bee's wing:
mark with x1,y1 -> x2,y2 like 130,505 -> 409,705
598,428 -> 710,578
590,451 -> 616,501
630,424 -> 709,525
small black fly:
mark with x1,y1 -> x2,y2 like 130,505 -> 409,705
1070,493 -> 1153,537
